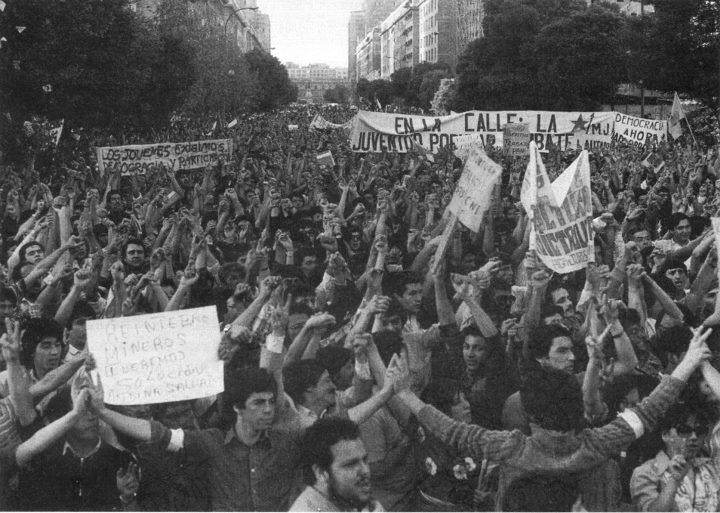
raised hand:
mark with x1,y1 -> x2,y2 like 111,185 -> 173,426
385,353 -> 411,394
259,275 -> 282,298
0,318 -> 20,363
110,261 -> 125,283
74,268 -> 93,291
116,462 -> 140,500
305,312 -> 336,330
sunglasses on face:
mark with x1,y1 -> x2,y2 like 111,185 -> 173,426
677,423 -> 709,436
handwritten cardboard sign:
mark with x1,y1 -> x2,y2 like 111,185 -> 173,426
88,306 -> 223,405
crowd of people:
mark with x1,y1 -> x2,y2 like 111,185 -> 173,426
0,101 -> 720,512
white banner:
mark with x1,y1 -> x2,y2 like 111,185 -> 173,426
611,113 -> 667,147
310,113 -> 353,130
88,307 -> 223,405
96,139 -> 233,176
350,110 -> 614,153
523,143 -> 595,273
447,145 -> 502,233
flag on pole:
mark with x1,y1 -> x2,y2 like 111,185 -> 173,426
16,26 -> 26,33
0,1 -> 6,12
227,118 -> 237,128
669,92 -> 686,139
316,151 -> 335,168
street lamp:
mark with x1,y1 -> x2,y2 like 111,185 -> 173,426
223,6 -> 258,45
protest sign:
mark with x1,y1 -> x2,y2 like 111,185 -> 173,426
641,151 -> 665,174
611,113 -> 667,147
523,142 -> 595,273
95,139 -> 233,176
88,306 -> 223,405
316,150 -> 335,168
350,110 -> 613,154
669,92 -> 686,139
503,123 -> 530,156
447,145 -> 502,233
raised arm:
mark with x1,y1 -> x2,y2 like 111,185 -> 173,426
15,389 -> 91,467
1,320 -> 35,425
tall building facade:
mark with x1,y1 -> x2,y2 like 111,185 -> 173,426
131,0 -> 271,53
454,0 -> 484,55
348,11 -> 366,82
350,0 -> 402,82
356,28 -> 382,80
418,0 -> 457,70
379,1 -> 420,79
362,0 -> 404,33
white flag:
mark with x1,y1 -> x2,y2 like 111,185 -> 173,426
16,26 -> 26,34
668,92 -> 686,139
0,1 -> 6,12
42,84 -> 53,93
227,118 -> 237,128
526,147 -> 595,274
49,119 -> 64,146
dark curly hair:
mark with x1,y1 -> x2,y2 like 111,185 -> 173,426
520,365 -> 583,433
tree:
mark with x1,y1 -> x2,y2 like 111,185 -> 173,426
244,49 -> 297,111
453,0 -> 631,110
534,5 -> 626,109
453,2 -> 544,110
417,70 -> 449,109
324,84 -> 350,104
431,78 -> 456,115
640,0 -> 719,108
0,0 -> 164,127
389,63 -> 451,108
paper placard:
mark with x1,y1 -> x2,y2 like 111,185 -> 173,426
503,123 -> 530,156
447,145 -> 502,233
88,306 -> 223,405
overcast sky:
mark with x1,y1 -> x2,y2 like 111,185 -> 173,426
257,0 -> 363,68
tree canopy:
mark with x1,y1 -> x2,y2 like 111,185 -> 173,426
0,0 -> 296,129
452,0 -> 719,110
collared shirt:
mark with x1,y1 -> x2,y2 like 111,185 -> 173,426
630,450 -> 676,511
63,438 -> 102,459
156,423 -> 301,511
630,450 -> 720,512
296,404 -> 320,429
290,485 -> 385,512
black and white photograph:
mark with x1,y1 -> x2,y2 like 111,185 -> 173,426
0,0 -> 718,510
